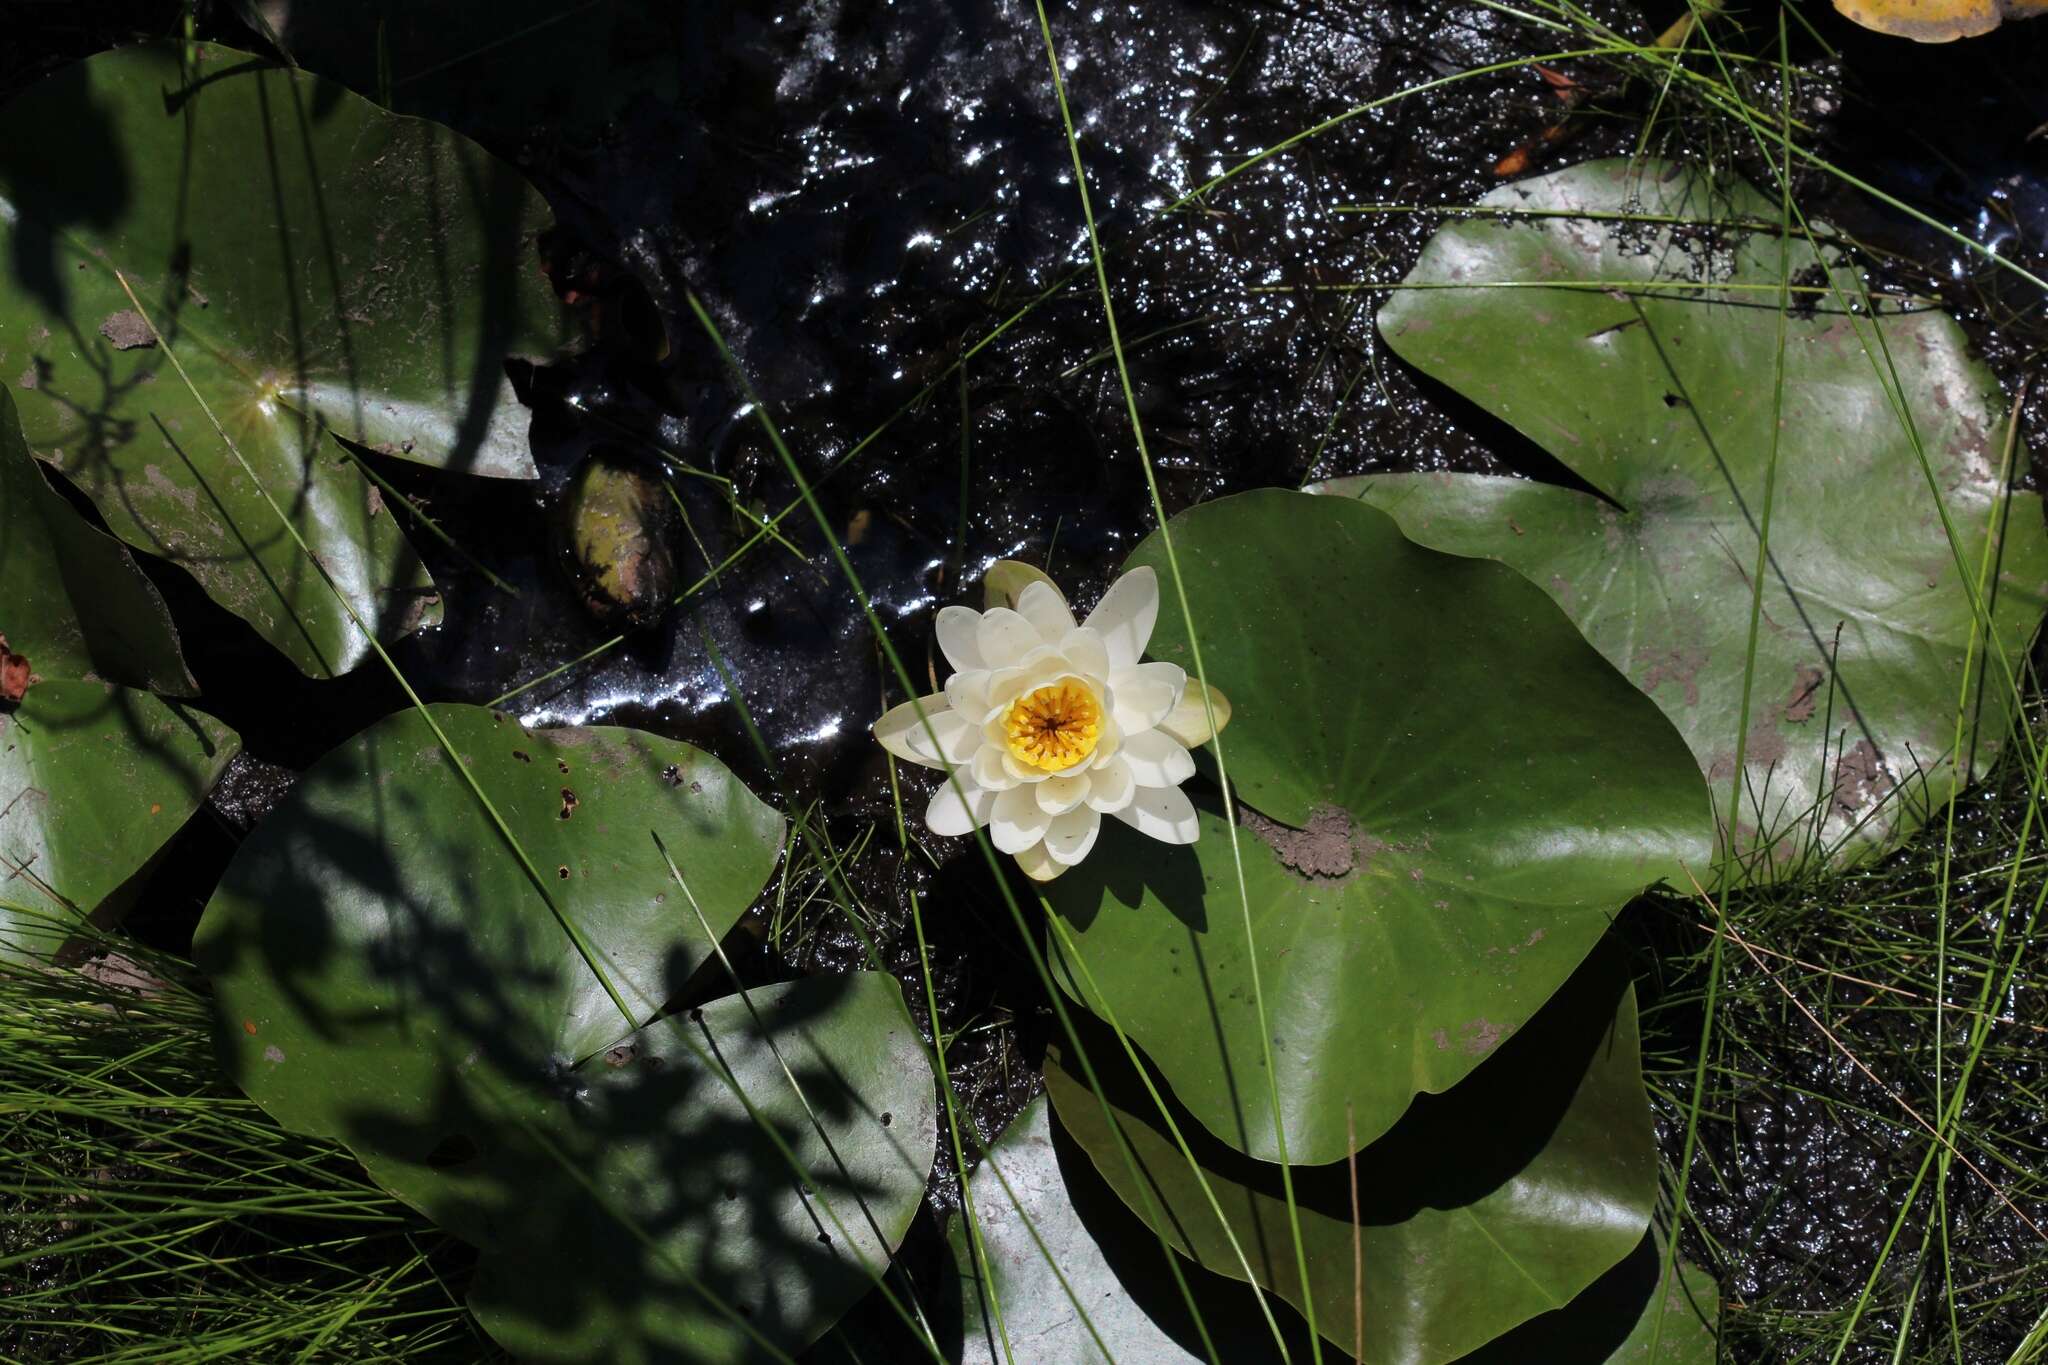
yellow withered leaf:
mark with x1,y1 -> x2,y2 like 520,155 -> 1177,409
1833,0 -> 2047,42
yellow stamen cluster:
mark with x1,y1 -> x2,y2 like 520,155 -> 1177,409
1004,681 -> 1102,773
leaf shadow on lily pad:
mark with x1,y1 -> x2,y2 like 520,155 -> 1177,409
202,833 -> 918,1357
195,708 -> 933,1360
0,44 -> 572,675
1054,797 -> 1215,934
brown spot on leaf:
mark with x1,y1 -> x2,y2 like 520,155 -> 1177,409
603,1044 -> 638,1068
1707,720 -> 1790,784
1833,739 -> 1894,817
559,788 -> 579,820
97,309 -> 157,350
1639,643 -> 1708,706
241,1019 -> 259,1036
1459,1017 -> 1503,1056
512,749 -> 531,763
1782,665 -> 1826,723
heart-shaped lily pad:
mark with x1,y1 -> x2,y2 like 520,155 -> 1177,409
197,706 -> 936,1357
0,43 -> 573,676
1045,489 -> 1712,1163
1,387 -> 236,962
1319,158 -> 2048,876
1045,947 -> 1656,1364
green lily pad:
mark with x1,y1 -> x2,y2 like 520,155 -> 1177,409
1317,158 -> 2048,875
1045,489 -> 1712,1163
195,702 -> 784,1134
1045,948 -> 1657,1364
0,43 -> 573,676
197,707 -> 934,1357
946,1093 -> 1319,1365
1,387 -> 236,962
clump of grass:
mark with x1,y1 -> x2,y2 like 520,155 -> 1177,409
1637,698 -> 2048,1364
0,947 -> 487,1363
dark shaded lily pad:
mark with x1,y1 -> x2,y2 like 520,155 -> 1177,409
456,974 -> 938,1363
1318,158 -> 2048,876
195,703 -> 784,1131
0,387 -> 236,962
1461,1229 -> 1719,1363
1045,949 -> 1657,1364
197,707 -> 934,1357
244,0 -> 690,145
1044,489 -> 1712,1163
0,43 -> 573,676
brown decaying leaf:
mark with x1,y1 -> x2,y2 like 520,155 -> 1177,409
0,632 -> 33,703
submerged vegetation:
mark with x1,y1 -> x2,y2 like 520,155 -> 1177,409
0,0 -> 2045,1362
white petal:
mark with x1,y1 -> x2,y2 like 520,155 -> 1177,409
936,606 -> 985,672
1002,751 -> 1044,784
1109,661 -> 1186,734
1059,626 -> 1110,680
990,785 -> 1052,853
1088,713 -> 1122,766
1043,806 -> 1102,866
1084,565 -> 1159,671
1015,581 -> 1078,645
1112,784 -> 1199,845
926,712 -> 981,765
1086,755 -> 1135,812
977,609 -> 1043,671
1012,840 -> 1070,882
927,776 -> 996,837
1120,729 -> 1196,787
1036,773 -> 1090,816
971,745 -> 1019,791
945,669 -> 993,719
873,694 -> 953,770
1156,680 -> 1231,750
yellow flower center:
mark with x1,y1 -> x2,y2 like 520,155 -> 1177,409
1004,680 -> 1102,773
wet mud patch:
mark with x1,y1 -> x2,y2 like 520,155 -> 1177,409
1241,803 -> 1360,880
96,309 -> 155,350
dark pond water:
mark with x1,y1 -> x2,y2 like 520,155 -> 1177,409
7,0 -> 2047,1358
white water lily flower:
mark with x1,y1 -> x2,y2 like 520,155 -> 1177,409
874,562 -> 1229,882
